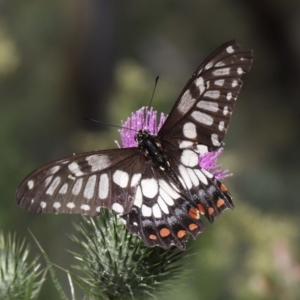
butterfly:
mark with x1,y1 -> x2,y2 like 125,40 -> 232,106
16,40 -> 253,250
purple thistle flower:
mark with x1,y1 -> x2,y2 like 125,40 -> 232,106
199,148 -> 231,180
118,107 -> 231,180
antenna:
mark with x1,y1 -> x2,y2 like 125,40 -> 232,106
83,118 -> 137,133
147,76 -> 159,111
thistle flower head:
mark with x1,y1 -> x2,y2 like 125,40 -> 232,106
119,107 -> 230,179
0,232 -> 45,299
119,107 -> 167,148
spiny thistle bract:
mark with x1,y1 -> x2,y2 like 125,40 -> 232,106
0,232 -> 45,299
71,211 -> 184,300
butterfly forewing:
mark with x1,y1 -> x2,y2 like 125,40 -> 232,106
16,148 -> 145,216
158,40 -> 253,151
16,40 -> 253,250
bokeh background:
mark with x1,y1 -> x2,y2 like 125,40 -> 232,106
1,1 -> 300,299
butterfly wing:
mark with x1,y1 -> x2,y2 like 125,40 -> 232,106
158,40 -> 253,151
122,147 -> 233,250
16,148 -> 147,216
127,40 -> 253,249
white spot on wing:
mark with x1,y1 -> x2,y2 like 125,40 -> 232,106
197,100 -> 218,112
215,61 -> 225,67
45,176 -> 53,187
194,169 -> 208,185
157,196 -> 169,214
159,188 -> 175,206
53,202 -> 61,209
49,166 -> 60,174
72,178 -> 83,195
141,178 -> 158,198
183,122 -> 197,139
142,204 -> 152,217
159,180 -> 180,200
68,162 -> 84,176
134,186 -> 143,208
201,168 -> 213,178
81,204 -> 90,211
46,177 -> 61,195
177,90 -> 195,114
195,144 -> 208,155
213,68 -> 230,76
187,168 -> 199,186
170,182 -> 180,193
218,121 -> 225,131
131,173 -> 142,187
112,203 -> 124,214
204,90 -> 220,99
180,149 -> 199,167
226,45 -> 234,53
99,173 -> 109,199
59,183 -> 68,194
237,67 -> 243,75
204,62 -> 213,70
232,80 -> 238,87
84,175 -> 96,199
68,175 -> 76,180
227,92 -> 232,100
86,154 -> 110,171
178,165 -> 192,189
179,140 -> 194,149
195,76 -> 205,94
214,79 -> 224,86
191,111 -> 213,126
113,170 -> 129,188
27,180 -> 34,190
223,106 -> 229,115
211,133 -> 221,146
96,206 -> 101,212
152,204 -> 162,218
67,202 -> 75,209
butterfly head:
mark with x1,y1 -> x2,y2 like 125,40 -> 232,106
134,129 -> 152,145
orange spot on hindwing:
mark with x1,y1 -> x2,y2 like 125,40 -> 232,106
189,223 -> 198,231
149,234 -> 157,240
208,207 -> 215,215
220,183 -> 227,192
197,204 -> 205,214
189,208 -> 200,219
160,228 -> 171,237
217,198 -> 225,207
177,230 -> 187,238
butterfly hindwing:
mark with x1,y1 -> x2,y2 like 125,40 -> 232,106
122,166 -> 206,250
122,149 -> 233,250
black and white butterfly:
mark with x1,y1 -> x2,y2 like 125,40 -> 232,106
16,40 -> 253,250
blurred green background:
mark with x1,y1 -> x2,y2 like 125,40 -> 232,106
1,1 -> 300,299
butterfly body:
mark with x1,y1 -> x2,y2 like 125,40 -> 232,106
16,40 -> 253,249
135,130 -> 169,169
